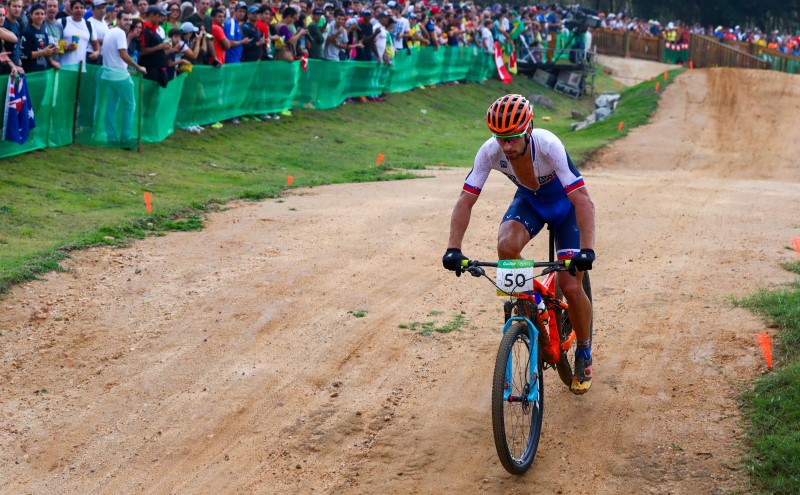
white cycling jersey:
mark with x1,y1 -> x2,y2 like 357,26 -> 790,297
463,128 -> 585,201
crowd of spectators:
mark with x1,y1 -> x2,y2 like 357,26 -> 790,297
598,11 -> 800,56
0,0 -> 796,138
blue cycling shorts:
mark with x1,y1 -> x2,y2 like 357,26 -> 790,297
500,189 -> 581,260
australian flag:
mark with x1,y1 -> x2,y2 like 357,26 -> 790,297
3,74 -> 36,145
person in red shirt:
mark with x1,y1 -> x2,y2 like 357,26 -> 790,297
210,7 -> 227,64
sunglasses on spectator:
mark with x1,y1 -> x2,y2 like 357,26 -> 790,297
493,131 -> 527,143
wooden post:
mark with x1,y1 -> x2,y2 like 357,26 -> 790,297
137,71 -> 143,153
72,61 -> 83,142
623,30 -> 630,58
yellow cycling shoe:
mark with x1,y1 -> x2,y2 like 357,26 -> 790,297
570,348 -> 592,395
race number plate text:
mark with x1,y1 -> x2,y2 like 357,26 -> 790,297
496,259 -> 534,296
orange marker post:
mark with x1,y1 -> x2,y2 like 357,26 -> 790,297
604,70 -> 608,76
757,332 -> 773,370
663,71 -> 668,81
617,121 -> 624,133
377,153 -> 385,165
287,175 -> 294,186
655,81 -> 660,92
792,236 -> 800,256
689,60 -> 694,69
144,192 -> 152,214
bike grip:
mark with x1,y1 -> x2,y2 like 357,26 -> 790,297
564,260 -> 571,268
461,259 -> 469,267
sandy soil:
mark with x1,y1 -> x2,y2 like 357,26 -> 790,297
597,54 -> 681,85
2,66 -> 799,494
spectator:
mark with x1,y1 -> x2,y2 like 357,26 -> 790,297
3,0 -> 25,72
354,9 -> 375,60
177,20 -> 204,62
162,2 -> 181,34
306,7 -> 324,59
388,2 -> 407,52
59,0 -> 99,68
165,28 -> 190,79
209,7 -> 227,64
104,4 -> 117,27
86,0 -> 109,64
0,8 -> 20,75
255,5 -> 279,59
323,8 -> 348,60
100,10 -> 145,144
179,2 -> 194,22
373,10 -> 389,63
126,16 -> 141,61
479,17 -> 492,53
43,0 -> 62,53
186,0 -> 212,34
135,0 -> 148,21
240,5 -> 265,62
55,0 -> 70,20
223,1 -> 250,64
407,13 -> 427,48
20,3 -> 60,72
139,5 -> 170,86
274,6 -> 306,61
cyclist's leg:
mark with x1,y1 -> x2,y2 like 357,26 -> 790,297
498,192 -> 546,259
553,205 -> 594,393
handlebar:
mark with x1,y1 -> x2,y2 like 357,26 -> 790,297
460,259 -> 571,278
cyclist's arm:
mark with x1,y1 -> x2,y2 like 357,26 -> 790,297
447,191 -> 479,249
568,187 -> 595,250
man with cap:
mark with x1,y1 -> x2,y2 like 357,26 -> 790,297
86,0 -> 108,63
306,7 -> 325,59
240,5 -> 265,62
354,8 -> 376,61
139,5 -> 170,85
223,1 -> 251,64
388,1 -> 408,52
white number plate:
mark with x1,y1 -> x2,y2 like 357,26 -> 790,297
496,260 -> 534,296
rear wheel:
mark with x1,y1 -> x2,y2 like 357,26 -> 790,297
491,323 -> 544,475
555,272 -> 593,387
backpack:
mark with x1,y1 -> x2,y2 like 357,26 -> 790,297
61,16 -> 94,41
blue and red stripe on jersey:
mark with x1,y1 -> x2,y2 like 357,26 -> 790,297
564,178 -> 585,195
463,183 -> 482,195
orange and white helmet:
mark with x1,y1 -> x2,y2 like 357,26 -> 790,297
486,94 -> 533,136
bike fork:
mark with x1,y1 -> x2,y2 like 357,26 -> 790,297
502,317 -> 540,404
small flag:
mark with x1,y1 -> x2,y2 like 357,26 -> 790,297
2,74 -> 35,145
493,42 -> 513,84
689,60 -> 694,69
655,81 -> 660,92
376,153 -> 384,165
508,50 -> 517,75
663,71 -> 668,81
757,332 -> 773,370
287,175 -> 294,186
144,192 -> 152,214
792,237 -> 800,256
301,54 -> 308,72
617,121 -> 624,132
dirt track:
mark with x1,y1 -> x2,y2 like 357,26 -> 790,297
2,65 -> 799,494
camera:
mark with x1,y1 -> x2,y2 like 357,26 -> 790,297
562,4 -> 601,32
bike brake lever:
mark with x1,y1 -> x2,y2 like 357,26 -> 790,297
466,266 -> 485,277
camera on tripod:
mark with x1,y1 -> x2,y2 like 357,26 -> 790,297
562,4 -> 602,33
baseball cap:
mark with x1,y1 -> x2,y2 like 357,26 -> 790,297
145,5 -> 169,15
92,0 -> 106,6
312,7 -> 323,14
386,0 -> 396,7
377,11 -> 388,18
180,21 -> 200,32
361,9 -> 371,15
323,2 -> 333,9
408,12 -> 417,19
235,1 -> 247,10
247,5 -> 259,13
429,6 -> 440,14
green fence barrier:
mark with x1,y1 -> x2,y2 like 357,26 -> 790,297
662,47 -> 688,64
0,47 -> 495,157
0,69 -> 76,157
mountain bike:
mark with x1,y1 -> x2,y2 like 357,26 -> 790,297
460,232 -> 593,475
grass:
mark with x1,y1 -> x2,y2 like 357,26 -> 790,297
0,64 -> 679,294
399,313 -> 468,337
734,261 -> 800,494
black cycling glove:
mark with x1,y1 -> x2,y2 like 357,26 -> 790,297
569,248 -> 595,275
442,248 -> 468,277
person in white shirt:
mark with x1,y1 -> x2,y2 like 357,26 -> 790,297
87,0 -> 109,63
480,18 -> 493,53
100,11 -> 145,144
59,0 -> 99,67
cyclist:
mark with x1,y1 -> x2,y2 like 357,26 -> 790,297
442,94 -> 596,395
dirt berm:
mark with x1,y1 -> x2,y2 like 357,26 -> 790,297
1,67 -> 799,494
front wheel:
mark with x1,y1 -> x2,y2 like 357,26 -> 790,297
555,271 -> 593,387
491,323 -> 544,475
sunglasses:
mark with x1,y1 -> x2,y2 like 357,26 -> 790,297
492,130 -> 527,143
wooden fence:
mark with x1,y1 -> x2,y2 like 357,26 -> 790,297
689,34 -> 770,70
592,29 -> 663,61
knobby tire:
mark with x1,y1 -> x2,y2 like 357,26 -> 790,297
491,323 -> 544,475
